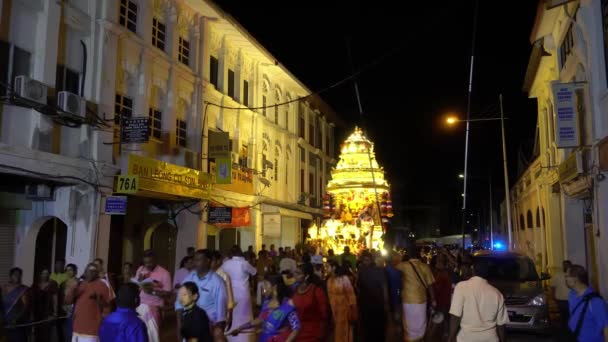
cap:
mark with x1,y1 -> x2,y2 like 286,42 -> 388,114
311,254 -> 323,265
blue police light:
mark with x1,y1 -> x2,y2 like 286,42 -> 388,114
493,242 -> 505,250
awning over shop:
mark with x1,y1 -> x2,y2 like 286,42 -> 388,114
278,208 -> 312,220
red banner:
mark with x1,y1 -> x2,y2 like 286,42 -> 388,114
212,207 -> 251,227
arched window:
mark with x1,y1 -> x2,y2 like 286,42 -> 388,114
519,214 -> 525,230
527,210 -> 534,229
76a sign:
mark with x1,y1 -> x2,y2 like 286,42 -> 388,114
117,175 -> 139,194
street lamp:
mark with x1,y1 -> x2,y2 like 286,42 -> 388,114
458,174 -> 464,179
445,94 -> 513,250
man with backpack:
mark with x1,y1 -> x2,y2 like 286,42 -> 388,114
566,264 -> 608,342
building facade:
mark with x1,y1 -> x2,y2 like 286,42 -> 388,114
513,0 -> 608,296
0,0 -> 340,283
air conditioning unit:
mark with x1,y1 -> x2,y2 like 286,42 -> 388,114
14,75 -> 47,105
57,91 -> 86,117
231,151 -> 240,165
25,184 -> 54,201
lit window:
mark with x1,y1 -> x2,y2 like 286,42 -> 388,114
152,18 -> 166,51
119,0 -> 137,33
148,108 -> 162,139
178,37 -> 190,66
176,119 -> 187,147
115,94 -> 133,124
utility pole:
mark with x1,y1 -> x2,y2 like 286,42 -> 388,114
461,0 -> 480,250
489,172 -> 494,249
500,94 -> 513,249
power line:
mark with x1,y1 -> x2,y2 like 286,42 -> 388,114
204,45 -> 403,112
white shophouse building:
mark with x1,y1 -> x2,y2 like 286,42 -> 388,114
0,0 -> 341,281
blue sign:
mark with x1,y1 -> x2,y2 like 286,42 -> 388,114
105,196 -> 127,215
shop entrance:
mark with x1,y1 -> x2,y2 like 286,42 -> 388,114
219,229 -> 241,255
145,222 -> 177,275
34,217 -> 67,279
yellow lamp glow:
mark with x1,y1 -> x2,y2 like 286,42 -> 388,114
446,116 -> 458,125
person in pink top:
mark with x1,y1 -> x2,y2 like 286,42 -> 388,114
173,256 -> 194,290
135,249 -> 172,329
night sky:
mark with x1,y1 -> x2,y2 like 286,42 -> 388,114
214,0 -> 539,235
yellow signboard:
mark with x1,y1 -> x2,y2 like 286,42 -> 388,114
210,161 -> 254,195
127,154 -> 211,199
117,175 -> 139,194
559,151 -> 581,183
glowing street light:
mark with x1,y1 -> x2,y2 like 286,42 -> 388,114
458,174 -> 464,178
446,116 -> 458,125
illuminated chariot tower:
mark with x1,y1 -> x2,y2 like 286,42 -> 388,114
307,127 -> 393,254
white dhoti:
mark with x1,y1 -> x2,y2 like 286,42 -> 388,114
137,303 -> 160,342
402,303 -> 427,341
72,335 -> 99,342
228,289 -> 254,342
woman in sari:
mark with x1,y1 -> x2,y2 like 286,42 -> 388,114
2,267 -> 31,342
230,273 -> 300,342
326,260 -> 357,342
32,269 -> 58,342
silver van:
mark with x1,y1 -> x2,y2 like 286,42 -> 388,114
472,251 -> 551,333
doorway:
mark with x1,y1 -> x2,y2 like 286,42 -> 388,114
34,217 -> 67,280
219,229 -> 241,255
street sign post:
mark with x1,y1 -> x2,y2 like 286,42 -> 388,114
121,117 -> 150,143
105,196 -> 127,215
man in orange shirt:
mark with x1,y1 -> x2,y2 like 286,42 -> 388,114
65,262 -> 111,342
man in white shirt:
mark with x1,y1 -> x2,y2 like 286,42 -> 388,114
551,260 -> 572,324
448,260 -> 508,342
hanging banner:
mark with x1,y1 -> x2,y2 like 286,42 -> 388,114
552,82 -> 580,148
209,206 -> 251,227
209,131 -> 230,158
263,213 -> 281,238
215,158 -> 232,184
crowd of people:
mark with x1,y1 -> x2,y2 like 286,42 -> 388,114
1,242 -> 607,342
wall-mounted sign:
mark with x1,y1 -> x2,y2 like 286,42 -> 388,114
215,158 -> 232,184
209,131 -> 230,158
552,82 -> 580,148
105,196 -> 127,215
208,206 -> 251,227
208,206 -> 233,224
122,117 -> 150,143
209,162 -> 254,195
127,154 -> 211,199
116,175 -> 139,194
559,151 -> 582,183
